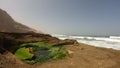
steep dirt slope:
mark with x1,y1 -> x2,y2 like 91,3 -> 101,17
0,9 -> 39,33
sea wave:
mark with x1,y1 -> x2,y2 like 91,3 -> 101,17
53,35 -> 120,50
110,36 -> 120,39
69,36 -> 120,43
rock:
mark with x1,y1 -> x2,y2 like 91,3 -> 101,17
0,32 -> 80,52
0,47 -> 6,54
54,39 -> 79,46
0,52 -> 30,68
67,49 -> 74,58
0,32 -> 59,52
67,50 -> 74,55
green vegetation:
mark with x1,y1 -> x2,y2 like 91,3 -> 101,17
49,46 -> 66,59
14,47 -> 33,60
14,42 -> 67,64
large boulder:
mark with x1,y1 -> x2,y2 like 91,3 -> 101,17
54,39 -> 79,46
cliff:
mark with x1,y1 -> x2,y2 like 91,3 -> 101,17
0,9 -> 39,33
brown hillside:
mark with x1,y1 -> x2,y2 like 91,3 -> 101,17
0,9 -> 39,33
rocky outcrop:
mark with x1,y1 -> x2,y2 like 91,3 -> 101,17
0,32 -> 59,52
0,32 -> 79,52
54,39 -> 79,46
0,52 -> 31,68
0,32 -> 78,68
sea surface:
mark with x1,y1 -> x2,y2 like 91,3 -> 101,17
52,34 -> 120,50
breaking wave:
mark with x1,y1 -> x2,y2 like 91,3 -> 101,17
52,35 -> 120,50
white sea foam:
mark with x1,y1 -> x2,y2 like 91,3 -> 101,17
53,35 -> 120,50
110,36 -> 120,39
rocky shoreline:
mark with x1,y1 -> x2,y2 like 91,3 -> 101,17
0,32 -> 78,52
1,32 -> 120,68
0,8 -> 120,68
0,32 -> 79,68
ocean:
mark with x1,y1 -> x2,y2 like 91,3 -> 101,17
52,35 -> 120,50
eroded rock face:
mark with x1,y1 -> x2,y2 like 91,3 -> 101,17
0,32 -> 60,52
0,32 -> 79,52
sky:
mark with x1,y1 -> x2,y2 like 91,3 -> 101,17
0,0 -> 120,36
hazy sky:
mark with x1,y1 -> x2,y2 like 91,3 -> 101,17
0,0 -> 120,36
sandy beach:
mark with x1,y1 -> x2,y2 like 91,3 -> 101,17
30,43 -> 120,68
